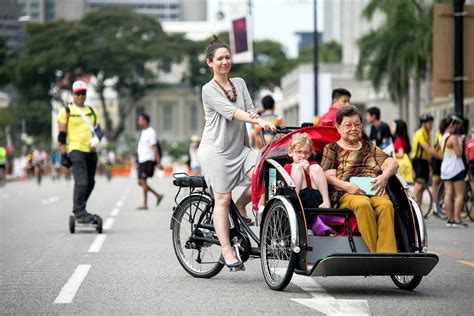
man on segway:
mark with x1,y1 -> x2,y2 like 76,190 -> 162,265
57,80 -> 103,229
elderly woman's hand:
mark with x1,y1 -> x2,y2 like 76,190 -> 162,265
371,174 -> 389,196
345,182 -> 366,195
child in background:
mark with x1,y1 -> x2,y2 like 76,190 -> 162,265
284,133 -> 331,209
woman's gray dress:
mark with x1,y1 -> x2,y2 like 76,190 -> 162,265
197,77 -> 257,193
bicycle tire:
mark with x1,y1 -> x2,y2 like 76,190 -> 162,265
463,183 -> 473,221
171,194 -> 224,278
421,186 -> 433,218
260,200 -> 297,291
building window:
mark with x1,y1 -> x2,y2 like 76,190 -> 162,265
30,2 -> 39,9
163,104 -> 173,132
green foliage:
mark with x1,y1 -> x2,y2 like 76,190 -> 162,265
355,0 -> 435,106
296,41 -> 342,65
160,139 -> 189,161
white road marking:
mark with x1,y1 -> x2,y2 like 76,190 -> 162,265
40,196 -> 59,204
103,218 -> 114,230
290,274 -> 370,315
116,201 -> 123,207
88,234 -> 107,253
54,265 -> 91,304
110,208 -> 120,216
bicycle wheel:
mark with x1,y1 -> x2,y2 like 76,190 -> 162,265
261,200 -> 297,291
462,183 -> 473,221
436,184 -> 447,218
390,275 -> 423,291
421,187 -> 433,218
172,195 -> 224,278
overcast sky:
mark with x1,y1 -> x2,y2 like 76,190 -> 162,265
207,0 -> 324,58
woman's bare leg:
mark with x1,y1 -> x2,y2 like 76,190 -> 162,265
213,191 -> 239,264
453,180 -> 465,222
444,181 -> 454,222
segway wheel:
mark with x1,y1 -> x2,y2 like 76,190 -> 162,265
69,215 -> 75,234
96,216 -> 103,234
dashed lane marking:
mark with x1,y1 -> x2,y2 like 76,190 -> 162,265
41,196 -> 59,204
88,235 -> 107,253
54,265 -> 91,304
290,273 -> 370,315
103,218 -> 114,230
116,201 -> 123,208
110,208 -> 120,216
457,260 -> 474,268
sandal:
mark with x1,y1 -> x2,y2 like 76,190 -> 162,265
218,255 -> 245,272
156,194 -> 164,206
136,206 -> 148,210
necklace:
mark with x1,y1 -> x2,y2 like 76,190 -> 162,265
214,79 -> 237,102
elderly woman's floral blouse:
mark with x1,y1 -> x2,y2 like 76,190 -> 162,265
320,140 -> 389,204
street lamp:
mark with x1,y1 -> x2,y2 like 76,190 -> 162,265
313,0 -> 318,116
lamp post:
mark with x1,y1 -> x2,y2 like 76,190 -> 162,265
453,0 -> 464,118
313,0 -> 319,116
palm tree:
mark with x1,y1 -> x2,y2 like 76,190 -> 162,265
355,0 -> 435,126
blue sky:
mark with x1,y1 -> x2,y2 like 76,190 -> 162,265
207,0 -> 324,58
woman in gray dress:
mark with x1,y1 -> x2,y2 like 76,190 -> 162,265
197,36 -> 276,271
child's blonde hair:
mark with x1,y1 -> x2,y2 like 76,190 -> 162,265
287,132 -> 312,153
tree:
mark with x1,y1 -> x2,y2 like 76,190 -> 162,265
296,40 -> 342,65
77,7 -> 186,141
355,0 -> 437,122
13,7 -> 186,142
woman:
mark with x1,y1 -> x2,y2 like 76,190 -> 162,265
320,106 -> 399,253
440,114 -> 468,228
391,119 -> 411,159
390,119 -> 413,184
197,36 -> 276,271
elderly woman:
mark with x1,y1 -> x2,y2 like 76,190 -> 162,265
320,106 -> 398,253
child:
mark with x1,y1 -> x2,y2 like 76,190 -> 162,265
284,133 -> 331,209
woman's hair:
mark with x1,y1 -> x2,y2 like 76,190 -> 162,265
335,105 -> 362,125
205,35 -> 230,61
287,133 -> 312,153
393,119 -> 411,154
439,117 -> 449,133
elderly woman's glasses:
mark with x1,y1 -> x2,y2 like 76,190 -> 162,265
340,122 -> 362,130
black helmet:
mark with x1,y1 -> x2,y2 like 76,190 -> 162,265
419,114 -> 434,123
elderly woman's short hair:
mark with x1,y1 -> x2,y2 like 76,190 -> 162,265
335,105 -> 362,125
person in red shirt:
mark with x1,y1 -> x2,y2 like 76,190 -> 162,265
465,127 -> 474,180
284,132 -> 330,208
317,88 -> 351,126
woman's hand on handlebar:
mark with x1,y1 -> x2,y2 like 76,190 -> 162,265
258,119 -> 276,133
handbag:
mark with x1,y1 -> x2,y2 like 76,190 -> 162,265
397,153 -> 414,184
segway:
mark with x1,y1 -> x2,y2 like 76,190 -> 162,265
69,214 -> 103,234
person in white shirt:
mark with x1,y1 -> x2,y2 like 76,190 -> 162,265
136,113 -> 163,210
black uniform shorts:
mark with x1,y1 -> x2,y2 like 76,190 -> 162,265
413,158 -> 430,184
138,161 -> 156,179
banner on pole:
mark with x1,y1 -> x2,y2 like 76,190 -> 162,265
230,16 -> 254,64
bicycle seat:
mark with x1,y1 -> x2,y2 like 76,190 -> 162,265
173,176 -> 207,189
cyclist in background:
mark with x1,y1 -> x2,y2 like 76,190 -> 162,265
250,95 -> 283,149
431,118 -> 448,219
411,114 -> 442,208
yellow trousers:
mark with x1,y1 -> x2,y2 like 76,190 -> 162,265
339,194 -> 397,253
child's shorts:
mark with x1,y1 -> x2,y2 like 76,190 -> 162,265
299,188 -> 323,208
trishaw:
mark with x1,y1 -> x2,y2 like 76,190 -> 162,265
170,125 -> 438,291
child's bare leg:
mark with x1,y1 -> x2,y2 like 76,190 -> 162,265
309,164 -> 331,208
291,164 -> 307,196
